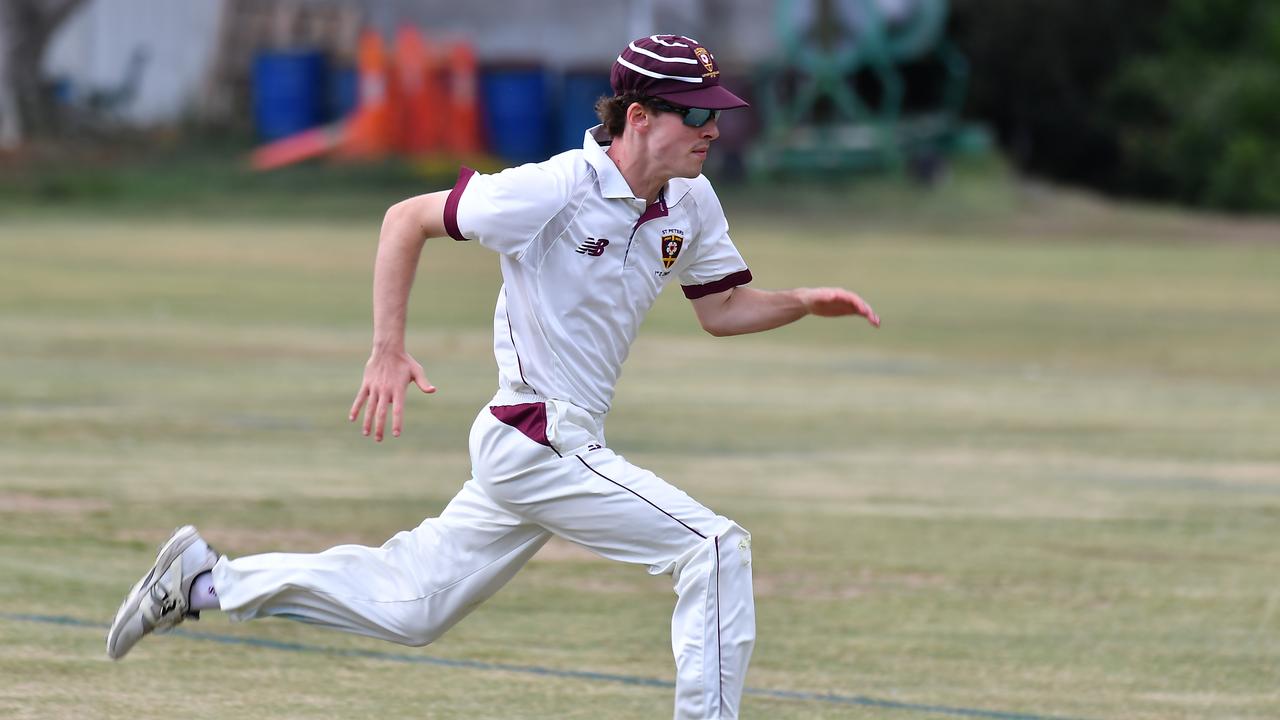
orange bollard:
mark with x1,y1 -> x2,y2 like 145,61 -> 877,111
394,26 -> 441,156
250,122 -> 348,171
340,29 -> 394,160
445,40 -> 484,156
420,35 -> 447,153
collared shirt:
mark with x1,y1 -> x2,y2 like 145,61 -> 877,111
444,125 -> 752,416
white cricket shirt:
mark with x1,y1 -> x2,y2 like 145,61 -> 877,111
444,125 -> 752,416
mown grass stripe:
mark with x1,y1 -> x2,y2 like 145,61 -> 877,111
3,612 -> 1088,720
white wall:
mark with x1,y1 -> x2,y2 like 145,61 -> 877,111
44,0 -> 224,125
39,0 -> 783,126
372,0 -> 776,69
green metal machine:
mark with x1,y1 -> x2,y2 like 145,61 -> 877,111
752,0 -> 985,178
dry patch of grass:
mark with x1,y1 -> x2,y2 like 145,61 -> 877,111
0,493 -> 110,515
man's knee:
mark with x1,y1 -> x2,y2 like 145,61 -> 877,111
393,620 -> 443,647
717,523 -> 756,649
677,523 -> 753,585
718,523 -> 752,575
719,524 -> 754,603
375,605 -> 447,647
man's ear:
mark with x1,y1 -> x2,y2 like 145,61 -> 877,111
625,102 -> 650,132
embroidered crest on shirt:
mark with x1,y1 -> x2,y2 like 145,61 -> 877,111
575,237 -> 610,257
660,230 -> 685,269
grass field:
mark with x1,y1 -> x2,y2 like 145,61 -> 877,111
2,163 -> 1279,719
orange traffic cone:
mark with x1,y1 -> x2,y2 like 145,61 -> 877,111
445,40 -> 484,156
395,26 -> 444,156
420,35 -> 447,153
340,29 -> 395,159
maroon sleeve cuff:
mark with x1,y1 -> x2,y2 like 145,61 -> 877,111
443,166 -> 476,242
681,269 -> 753,299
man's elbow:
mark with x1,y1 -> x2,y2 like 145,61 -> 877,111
699,317 -> 736,337
691,290 -> 740,337
383,193 -> 447,239
381,200 -> 415,234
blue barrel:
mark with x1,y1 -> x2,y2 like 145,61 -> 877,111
558,71 -> 613,152
252,50 -> 328,141
327,65 -> 358,122
480,66 -> 550,164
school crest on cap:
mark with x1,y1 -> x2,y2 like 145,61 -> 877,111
661,230 -> 685,269
694,47 -> 718,77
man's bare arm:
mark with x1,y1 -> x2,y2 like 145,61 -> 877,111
689,286 -> 880,337
348,190 -> 451,441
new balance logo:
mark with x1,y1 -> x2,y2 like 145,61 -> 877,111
575,237 -> 610,257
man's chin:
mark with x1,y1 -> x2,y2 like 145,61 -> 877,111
680,159 -> 707,178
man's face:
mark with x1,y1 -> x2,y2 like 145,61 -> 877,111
644,106 -> 720,179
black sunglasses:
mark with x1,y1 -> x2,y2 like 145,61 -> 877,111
648,100 -> 722,128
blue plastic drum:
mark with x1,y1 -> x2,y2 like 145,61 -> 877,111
559,71 -> 613,152
327,66 -> 358,122
480,66 -> 551,164
252,50 -> 328,141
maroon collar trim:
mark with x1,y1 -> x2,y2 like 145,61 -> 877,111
632,190 -> 669,231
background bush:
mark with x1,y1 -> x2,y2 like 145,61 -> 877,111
952,0 -> 1280,213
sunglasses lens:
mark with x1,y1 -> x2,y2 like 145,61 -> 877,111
682,108 -> 719,128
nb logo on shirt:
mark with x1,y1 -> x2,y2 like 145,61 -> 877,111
575,237 -> 610,257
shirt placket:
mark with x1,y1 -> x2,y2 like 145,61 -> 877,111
622,191 -> 668,269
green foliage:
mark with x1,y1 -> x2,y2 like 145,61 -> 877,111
950,0 -> 1168,186
953,0 -> 1280,212
1105,0 -> 1280,211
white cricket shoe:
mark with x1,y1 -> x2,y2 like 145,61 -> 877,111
106,525 -> 218,660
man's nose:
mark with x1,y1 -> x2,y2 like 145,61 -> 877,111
701,118 -> 720,141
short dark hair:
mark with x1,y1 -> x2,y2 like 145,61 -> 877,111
594,92 -> 661,136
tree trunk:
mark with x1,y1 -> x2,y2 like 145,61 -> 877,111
0,4 -> 24,149
0,0 -> 88,150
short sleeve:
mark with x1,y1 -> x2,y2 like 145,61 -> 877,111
444,162 -> 570,259
678,182 -> 752,299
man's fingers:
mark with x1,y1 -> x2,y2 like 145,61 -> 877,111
362,390 -> 378,437
814,288 -> 879,327
392,390 -> 405,437
835,289 -> 879,327
376,393 -> 393,442
349,385 -> 370,421
411,365 -> 437,394
852,295 -> 880,328
355,355 -> 436,440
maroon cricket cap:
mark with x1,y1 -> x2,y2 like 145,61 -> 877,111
611,34 -> 749,110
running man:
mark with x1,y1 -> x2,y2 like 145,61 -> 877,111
106,35 -> 879,719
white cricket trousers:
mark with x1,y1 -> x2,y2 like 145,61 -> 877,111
211,390 -> 756,719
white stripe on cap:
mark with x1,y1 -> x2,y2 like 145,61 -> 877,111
614,56 -> 703,83
650,35 -> 695,47
628,41 -> 699,64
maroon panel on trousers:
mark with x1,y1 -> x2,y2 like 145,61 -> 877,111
490,402 -> 552,447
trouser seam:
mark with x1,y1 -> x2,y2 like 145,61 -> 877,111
574,454 -> 707,539
288,531 -> 545,606
714,533 -> 723,718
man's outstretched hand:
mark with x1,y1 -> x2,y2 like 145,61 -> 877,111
799,287 -> 881,327
349,350 -> 436,442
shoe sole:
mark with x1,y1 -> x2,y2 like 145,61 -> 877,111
105,525 -> 200,660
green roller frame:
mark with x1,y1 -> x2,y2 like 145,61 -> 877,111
751,0 -> 984,179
